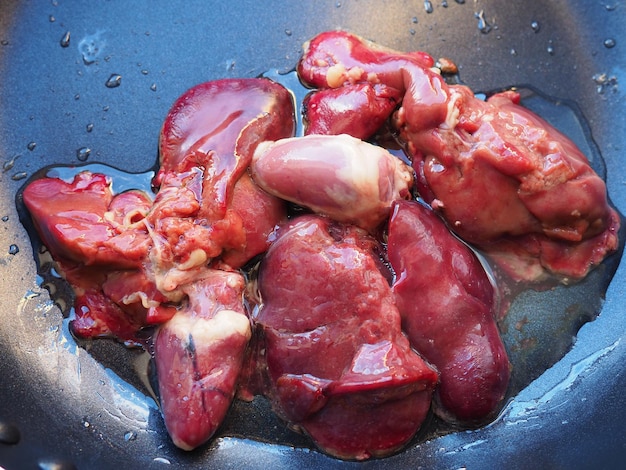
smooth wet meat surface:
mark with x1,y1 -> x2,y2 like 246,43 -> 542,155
388,200 -> 510,423
251,133 -> 413,232
254,215 -> 438,460
154,269 -> 251,451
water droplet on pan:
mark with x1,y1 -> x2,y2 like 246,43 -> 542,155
153,457 -> 171,465
11,172 -> 28,181
86,123 -> 94,132
3,155 -> 20,172
124,431 -> 137,441
27,141 -> 37,151
424,0 -> 434,13
105,74 -> 122,88
603,38 -> 616,48
531,21 -> 540,33
474,10 -> 492,34
76,147 -> 91,161
8,244 -> 19,255
60,31 -> 70,48
150,83 -> 157,91
78,31 -> 106,65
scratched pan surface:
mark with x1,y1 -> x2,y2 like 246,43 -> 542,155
1,1 -> 626,469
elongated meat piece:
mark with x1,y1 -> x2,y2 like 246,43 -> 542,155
255,215 -> 438,460
153,269 -> 251,451
251,134 -> 413,231
387,200 -> 510,423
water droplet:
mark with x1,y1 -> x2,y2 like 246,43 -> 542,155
141,69 -> 149,75
0,421 -> 20,444
455,0 -> 465,3
27,141 -> 36,151
105,74 -> 122,88
412,16 -> 418,24
150,83 -> 157,92
8,244 -> 19,255
83,420 -> 90,428
474,10 -> 492,34
531,21 -> 540,33
1,39 -> 9,46
60,31 -> 70,48
76,147 -> 91,161
441,0 -> 448,7
335,1 -> 341,7
285,29 -> 292,36
510,48 -> 518,56
86,123 -> 94,132
3,155 -> 20,172
124,431 -> 137,441
547,42 -> 555,55
78,31 -> 106,65
11,172 -> 28,181
74,93 -> 80,100
49,15 -> 55,23
603,38 -> 616,48
410,28 -> 416,35
2,215 -> 9,222
424,0 -> 434,13
153,458 -> 171,465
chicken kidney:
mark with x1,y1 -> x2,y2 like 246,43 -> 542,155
254,215 -> 439,460
388,200 -> 510,423
297,30 -> 620,283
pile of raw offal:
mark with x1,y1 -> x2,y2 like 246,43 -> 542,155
21,31 -> 620,460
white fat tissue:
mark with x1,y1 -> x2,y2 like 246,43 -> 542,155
121,290 -> 161,309
444,89 -> 462,130
326,63 -> 347,88
167,309 -> 252,347
178,248 -> 209,271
